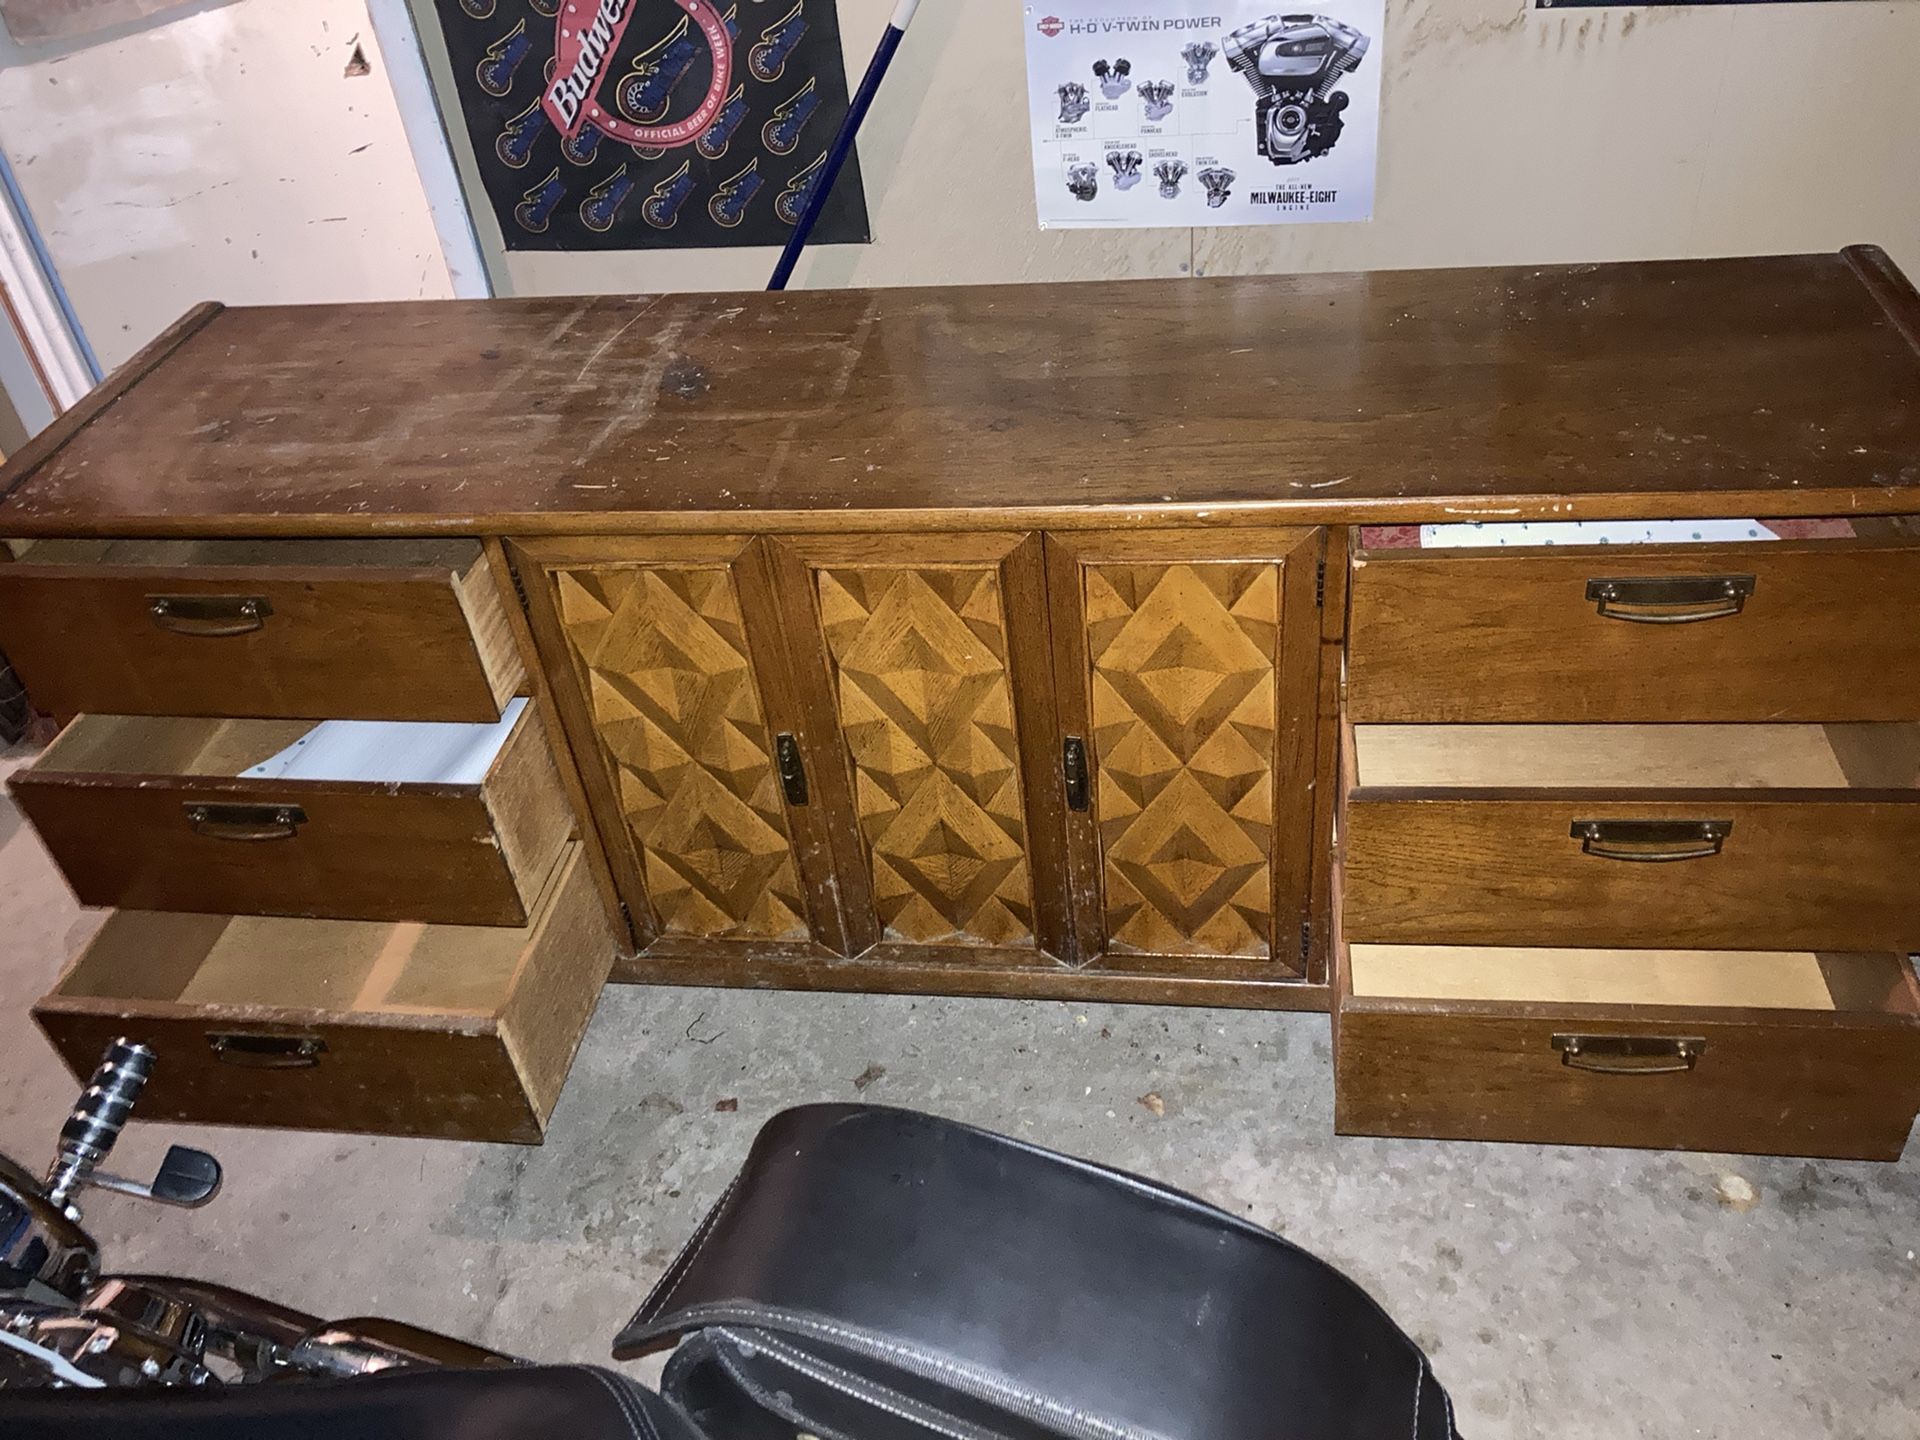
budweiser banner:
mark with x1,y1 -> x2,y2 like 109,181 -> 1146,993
431,0 -> 871,252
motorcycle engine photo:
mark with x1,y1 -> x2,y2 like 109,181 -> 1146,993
1223,13 -> 1369,165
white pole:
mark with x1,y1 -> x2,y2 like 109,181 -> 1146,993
366,0 -> 494,299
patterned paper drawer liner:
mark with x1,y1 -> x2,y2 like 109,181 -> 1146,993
1356,518 -> 1859,550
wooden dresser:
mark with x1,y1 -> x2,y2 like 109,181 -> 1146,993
2,248 -> 1918,1158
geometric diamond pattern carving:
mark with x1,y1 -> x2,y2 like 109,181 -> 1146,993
1087,563 -> 1277,957
554,566 -> 808,941
816,566 -> 1034,947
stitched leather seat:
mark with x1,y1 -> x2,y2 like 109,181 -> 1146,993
3,1108 -> 1459,1438
622,1104 -> 1463,1439
0,1364 -> 698,1440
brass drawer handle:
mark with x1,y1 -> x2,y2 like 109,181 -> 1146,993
147,594 -> 273,637
1553,1034 -> 1705,1076
1585,575 -> 1754,624
208,1034 -> 326,1069
1063,736 -> 1090,813
1572,818 -> 1730,863
185,803 -> 307,842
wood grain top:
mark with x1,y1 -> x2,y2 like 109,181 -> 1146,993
5,248 -> 1919,537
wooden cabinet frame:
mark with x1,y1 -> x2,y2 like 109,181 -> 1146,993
13,257 -> 1920,1149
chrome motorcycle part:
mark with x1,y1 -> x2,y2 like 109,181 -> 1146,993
6,1288 -> 211,1390
1,1040 -> 506,1391
111,1275 -> 321,1379
45,1040 -> 152,1214
290,1317 -> 520,1377
0,1319 -> 106,1388
0,1153 -> 98,1296
60,1278 -> 214,1385
39,1039 -> 221,1219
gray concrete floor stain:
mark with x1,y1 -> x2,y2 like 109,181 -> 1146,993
0,759 -> 1913,1436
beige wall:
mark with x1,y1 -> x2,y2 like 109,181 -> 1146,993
0,0 -> 451,370
2,0 -> 1916,378
473,0 -> 1920,295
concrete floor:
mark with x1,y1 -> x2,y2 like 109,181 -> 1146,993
0,748 -> 1915,1438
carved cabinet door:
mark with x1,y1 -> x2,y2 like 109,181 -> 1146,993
512,536 -> 855,959
764,534 -> 1072,962
1045,529 -> 1323,975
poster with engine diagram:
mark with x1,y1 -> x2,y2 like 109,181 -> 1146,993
430,0 -> 870,251
1022,2 -> 1381,228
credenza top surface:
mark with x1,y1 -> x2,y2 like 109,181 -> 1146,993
4,249 -> 1919,537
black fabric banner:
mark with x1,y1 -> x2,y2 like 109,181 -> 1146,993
432,0 -> 871,252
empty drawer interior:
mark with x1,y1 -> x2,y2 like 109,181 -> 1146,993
55,848 -> 581,1017
1350,723 -> 1920,791
1347,945 -> 1920,1014
30,703 -> 531,788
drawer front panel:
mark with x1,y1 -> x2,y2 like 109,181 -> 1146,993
1342,798 -> 1920,951
10,708 -> 570,926
33,846 -> 610,1145
1346,542 -> 1920,722
0,560 -> 520,721
35,1010 -> 541,1143
18,784 -> 531,926
1335,1008 -> 1920,1160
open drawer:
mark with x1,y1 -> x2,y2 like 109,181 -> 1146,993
0,538 -> 523,721
11,703 -> 572,926
1345,538 -> 1920,722
33,845 -> 611,1144
1333,941 -> 1920,1159
1341,722 -> 1920,951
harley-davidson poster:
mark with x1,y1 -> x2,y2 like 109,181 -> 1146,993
430,0 -> 871,252
1023,2 -> 1382,228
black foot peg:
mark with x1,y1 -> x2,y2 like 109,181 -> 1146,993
151,1146 -> 222,1207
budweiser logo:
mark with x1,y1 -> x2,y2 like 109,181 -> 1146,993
541,0 -> 734,149
546,0 -> 632,133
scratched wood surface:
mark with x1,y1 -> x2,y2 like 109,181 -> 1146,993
3,249 -> 1919,536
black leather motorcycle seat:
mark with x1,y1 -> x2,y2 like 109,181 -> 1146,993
0,1363 -> 699,1440
622,1104 -> 1460,1440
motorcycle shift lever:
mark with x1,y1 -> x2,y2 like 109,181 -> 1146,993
83,1148 -> 223,1209
45,1039 -> 222,1217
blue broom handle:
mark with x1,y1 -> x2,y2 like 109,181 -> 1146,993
767,0 -> 921,290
